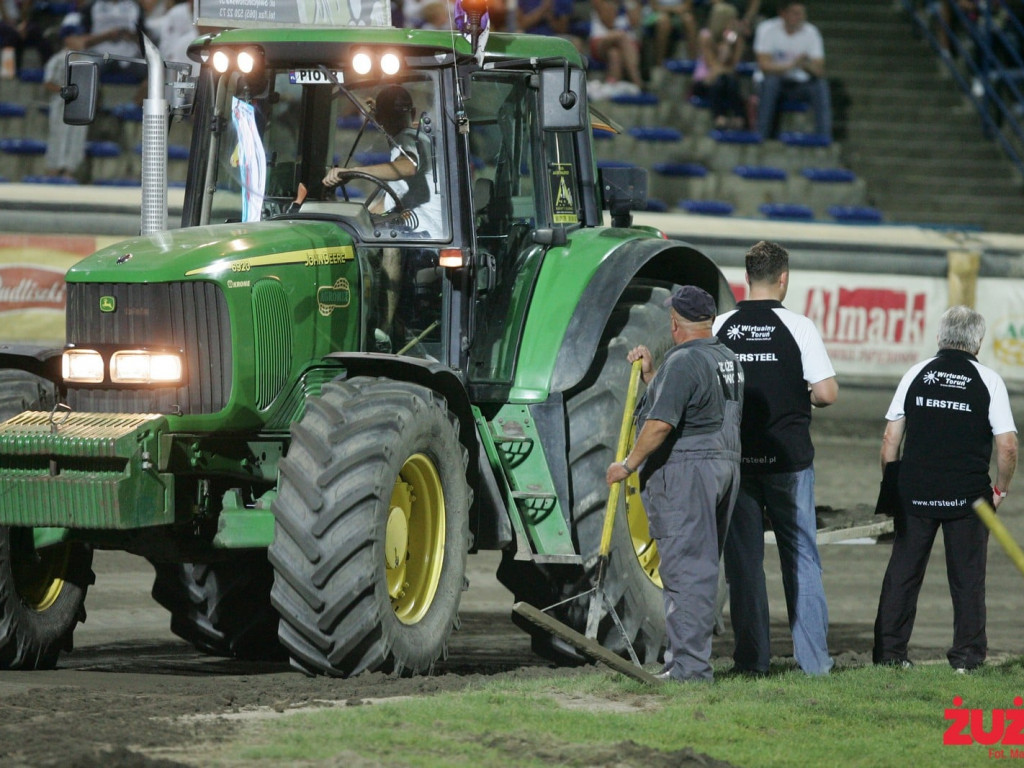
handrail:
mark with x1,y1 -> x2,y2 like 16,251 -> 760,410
902,0 -> 1024,181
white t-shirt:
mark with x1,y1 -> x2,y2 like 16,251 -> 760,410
753,16 -> 824,83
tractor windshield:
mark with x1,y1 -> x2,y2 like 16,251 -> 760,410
204,68 -> 450,242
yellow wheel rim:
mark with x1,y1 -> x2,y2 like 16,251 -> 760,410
623,425 -> 662,589
385,453 -> 446,625
625,472 -> 662,589
11,534 -> 70,612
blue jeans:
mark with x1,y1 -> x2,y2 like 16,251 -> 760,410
757,75 -> 832,140
723,467 -> 834,675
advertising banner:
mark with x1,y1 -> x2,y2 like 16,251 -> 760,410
197,0 -> 390,29
0,234 -> 93,343
977,277 -> 1024,386
721,267 -> 948,381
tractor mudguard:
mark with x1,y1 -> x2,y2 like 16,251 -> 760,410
550,236 -> 730,393
323,353 -> 503,550
0,346 -> 63,389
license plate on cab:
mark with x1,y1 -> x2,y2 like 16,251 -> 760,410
289,70 -> 345,85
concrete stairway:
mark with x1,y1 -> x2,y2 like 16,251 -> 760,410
813,0 -> 1024,233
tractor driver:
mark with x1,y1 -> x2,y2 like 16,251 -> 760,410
322,84 -> 442,354
322,84 -> 442,237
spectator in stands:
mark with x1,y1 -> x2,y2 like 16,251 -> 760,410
589,0 -> 646,96
516,0 -> 582,51
403,0 -> 454,28
77,0 -> 147,79
753,0 -> 831,140
642,0 -> 697,69
146,0 -> 197,72
0,0 -> 53,71
43,21 -> 88,180
692,2 -> 747,129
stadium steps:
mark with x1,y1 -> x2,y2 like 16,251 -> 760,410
816,0 -> 1024,233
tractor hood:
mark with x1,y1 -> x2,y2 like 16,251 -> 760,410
66,220 -> 356,283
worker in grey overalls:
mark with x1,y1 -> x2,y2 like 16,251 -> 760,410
606,286 -> 744,682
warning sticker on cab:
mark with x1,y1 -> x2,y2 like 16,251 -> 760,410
549,163 -> 578,225
289,70 -> 345,85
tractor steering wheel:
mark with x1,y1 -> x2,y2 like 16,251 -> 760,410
332,169 -> 407,216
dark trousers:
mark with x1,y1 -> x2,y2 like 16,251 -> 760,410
873,511 -> 989,669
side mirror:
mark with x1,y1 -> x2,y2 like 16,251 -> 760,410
539,66 -> 585,132
599,166 -> 648,228
62,60 -> 99,126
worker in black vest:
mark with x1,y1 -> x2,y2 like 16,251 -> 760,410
714,240 -> 838,676
873,305 -> 1018,672
607,286 -> 743,682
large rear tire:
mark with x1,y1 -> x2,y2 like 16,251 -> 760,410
270,377 -> 471,677
0,369 -> 94,670
151,554 -> 286,661
499,283 -> 671,663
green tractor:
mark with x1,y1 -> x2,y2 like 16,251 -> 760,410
0,15 -> 732,675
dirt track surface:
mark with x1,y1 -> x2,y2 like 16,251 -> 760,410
1,385 -> 1022,766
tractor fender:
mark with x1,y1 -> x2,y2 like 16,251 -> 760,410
323,352 -> 499,549
0,344 -> 63,389
549,236 -> 732,393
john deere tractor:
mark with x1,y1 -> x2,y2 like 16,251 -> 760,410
0,11 -> 732,675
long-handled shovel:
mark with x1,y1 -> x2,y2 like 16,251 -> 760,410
512,360 -> 661,684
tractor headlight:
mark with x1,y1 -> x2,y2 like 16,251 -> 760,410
110,351 -> 184,384
62,349 -> 104,383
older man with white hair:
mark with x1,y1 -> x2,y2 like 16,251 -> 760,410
873,305 -> 1018,673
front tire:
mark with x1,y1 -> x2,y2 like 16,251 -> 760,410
500,283 -> 671,663
270,377 -> 471,677
0,369 -> 94,670
151,554 -> 286,661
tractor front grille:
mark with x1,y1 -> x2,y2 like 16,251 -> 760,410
65,281 -> 232,415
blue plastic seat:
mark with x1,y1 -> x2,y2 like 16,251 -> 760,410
779,131 -> 831,148
710,129 -> 762,144
108,103 -> 143,122
801,168 -> 856,183
94,178 -> 141,187
592,128 -> 616,140
86,141 -> 122,158
336,114 -> 365,130
829,205 -> 883,223
651,162 -> 707,178
0,102 -> 27,118
645,198 -> 669,212
168,145 -> 189,161
0,138 -> 46,154
628,126 -> 682,142
664,59 -> 697,75
101,70 -> 144,85
17,68 -> 43,83
733,165 -> 787,181
611,92 -> 658,106
353,151 -> 391,165
679,199 -> 734,216
760,203 -> 814,220
21,175 -> 78,184
597,159 -> 637,169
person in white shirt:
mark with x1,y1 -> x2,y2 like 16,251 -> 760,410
753,0 -> 831,140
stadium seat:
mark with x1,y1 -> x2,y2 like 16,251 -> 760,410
679,199 -> 734,216
720,165 -> 788,216
829,205 -> 883,224
760,202 -> 814,220
703,128 -> 763,173
21,174 -> 78,184
87,140 -> 125,179
0,101 -> 26,138
627,125 -> 682,168
645,198 -> 669,212
0,137 -> 46,179
649,161 -> 713,203
790,168 -> 867,218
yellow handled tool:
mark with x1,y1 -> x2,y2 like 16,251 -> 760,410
585,358 -> 644,640
972,498 -> 1024,580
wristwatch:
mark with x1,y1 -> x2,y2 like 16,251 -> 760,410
621,458 -> 634,474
